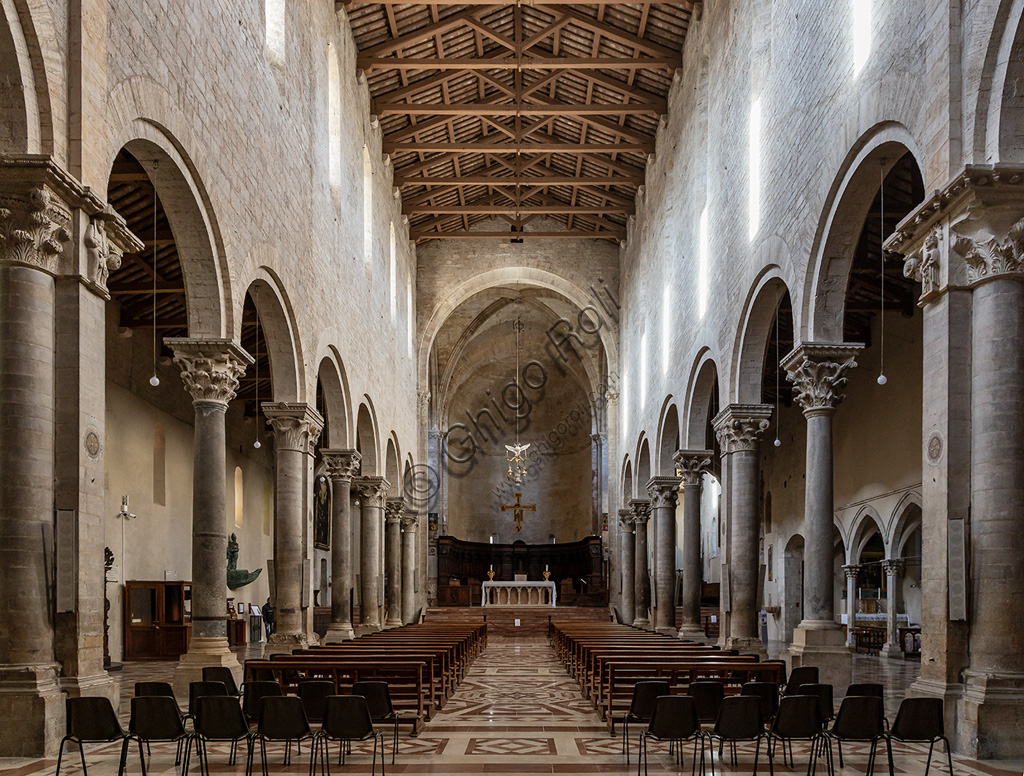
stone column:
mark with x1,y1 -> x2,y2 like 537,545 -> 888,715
781,345 -> 859,690
648,477 -> 681,634
385,498 -> 404,628
618,509 -> 635,624
355,477 -> 389,631
321,450 -> 360,643
880,559 -> 905,658
264,403 -> 324,649
713,404 -> 772,654
401,513 -> 419,623
167,340 -> 252,697
674,451 -> 712,639
629,500 -> 651,628
843,565 -> 860,648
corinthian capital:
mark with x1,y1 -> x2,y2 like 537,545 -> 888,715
712,404 -> 773,454
263,402 -> 324,454
401,513 -> 418,531
385,497 -> 406,522
673,450 -> 712,486
781,344 -> 863,416
167,339 -> 253,406
0,186 -> 72,273
354,476 -> 390,507
951,218 -> 1024,285
646,477 -> 680,509
322,449 -> 361,482
618,508 -> 633,529
629,499 -> 651,524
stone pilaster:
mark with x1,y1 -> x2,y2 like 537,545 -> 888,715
674,450 -> 712,639
843,565 -> 860,648
354,477 -> 389,631
385,498 -> 405,628
401,513 -> 419,624
321,449 -> 360,643
647,477 -> 680,634
713,404 -> 772,654
264,402 -> 324,650
617,509 -> 635,625
629,500 -> 651,628
166,340 -> 252,698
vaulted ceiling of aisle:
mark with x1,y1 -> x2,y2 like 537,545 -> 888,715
343,0 -> 695,241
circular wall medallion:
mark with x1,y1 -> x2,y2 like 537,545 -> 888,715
84,429 -> 101,459
927,432 -> 944,465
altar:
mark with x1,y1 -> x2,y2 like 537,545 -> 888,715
482,581 -> 557,607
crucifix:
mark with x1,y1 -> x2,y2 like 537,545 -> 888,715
500,492 -> 536,533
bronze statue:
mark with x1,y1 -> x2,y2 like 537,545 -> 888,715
226,533 -> 262,590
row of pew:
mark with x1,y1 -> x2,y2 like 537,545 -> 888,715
243,621 -> 486,735
549,621 -> 783,732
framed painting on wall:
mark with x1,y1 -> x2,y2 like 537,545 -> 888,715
314,475 -> 331,550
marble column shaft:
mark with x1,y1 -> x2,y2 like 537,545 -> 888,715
618,510 -> 635,625
882,559 -> 904,655
630,500 -> 651,627
264,402 -> 324,646
355,477 -> 389,630
713,405 -> 772,646
648,477 -> 680,633
385,498 -> 404,627
401,514 -> 418,624
843,565 -> 860,648
674,451 -> 712,637
322,449 -> 360,642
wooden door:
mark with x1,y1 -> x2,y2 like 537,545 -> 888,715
125,582 -> 160,659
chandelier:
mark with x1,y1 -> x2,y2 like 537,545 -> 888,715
505,313 -> 529,484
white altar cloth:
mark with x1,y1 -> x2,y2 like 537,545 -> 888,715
481,581 -> 557,607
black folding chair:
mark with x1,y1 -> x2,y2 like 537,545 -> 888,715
741,682 -> 780,725
886,697 -> 954,776
352,680 -> 401,764
623,680 -> 671,763
314,694 -> 386,776
134,682 -> 186,764
56,697 -> 131,776
186,680 -> 228,724
767,694 -> 831,776
706,695 -> 770,775
826,695 -> 890,774
255,695 -> 316,776
127,695 -> 192,776
299,681 -> 335,724
783,666 -> 819,696
243,680 -> 283,724
639,695 -> 706,776
194,694 -> 256,776
202,666 -> 240,696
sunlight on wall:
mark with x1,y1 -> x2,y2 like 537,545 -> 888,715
389,222 -> 397,321
748,96 -> 761,241
328,44 -> 341,189
406,269 -> 414,358
640,329 -> 648,411
363,146 -> 373,274
853,0 -> 872,76
698,206 -> 709,319
621,371 -> 629,444
266,0 -> 286,65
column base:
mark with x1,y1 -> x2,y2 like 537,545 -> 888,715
655,626 -> 678,636
725,636 -> 768,659
266,632 -> 309,652
880,641 -> 904,660
632,617 -> 651,629
678,623 -> 707,641
0,663 -> 64,756
957,670 -> 1024,758
172,637 -> 242,699
385,616 -> 404,628
322,623 -> 355,643
786,620 -> 851,695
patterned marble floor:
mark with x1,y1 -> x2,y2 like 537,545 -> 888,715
2,635 -> 1021,775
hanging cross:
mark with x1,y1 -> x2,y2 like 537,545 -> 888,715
500,492 -> 536,533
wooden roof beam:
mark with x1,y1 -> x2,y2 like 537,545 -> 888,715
357,55 -> 681,72
374,102 -> 666,116
404,204 -> 634,215
395,174 -> 643,186
410,229 -> 624,241
384,139 -> 653,153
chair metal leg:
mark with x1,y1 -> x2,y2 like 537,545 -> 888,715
260,736 -> 269,776
838,739 -> 844,768
138,738 -> 148,776
393,718 -> 398,764
372,734 -> 378,776
118,738 -> 131,776
943,737 -> 954,776
79,738 -> 89,776
624,718 -> 630,763
753,736 -> 762,776
180,736 -> 192,776
926,740 -> 935,776
55,737 -> 68,776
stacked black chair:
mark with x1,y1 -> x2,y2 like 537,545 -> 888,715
886,697 -> 954,776
706,695 -> 769,775
134,682 -> 186,764
56,697 -> 131,776
826,695 -> 889,774
128,695 -> 192,776
767,694 -> 830,775
314,694 -> 386,776
203,666 -> 240,696
352,680 -> 401,764
255,695 -> 316,776
622,680 -> 671,764
638,695 -> 705,776
741,682 -> 780,725
688,681 -> 725,727
187,680 -> 228,724
755,660 -> 788,686
243,680 -> 283,725
783,666 -> 819,696
800,683 -> 836,728
299,680 -> 336,725
194,694 -> 256,776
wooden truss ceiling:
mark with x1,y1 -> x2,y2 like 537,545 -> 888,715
344,0 -> 695,241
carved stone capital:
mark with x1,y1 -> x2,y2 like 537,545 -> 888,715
401,513 -> 418,531
781,344 -> 863,417
951,219 -> 1024,285
646,477 -> 680,509
673,450 -> 712,486
882,558 -> 905,576
417,390 -> 431,410
385,497 -> 406,522
628,499 -> 651,525
322,449 -> 361,482
842,564 -> 861,580
902,229 -> 942,302
166,339 -> 253,406
354,476 -> 390,507
618,508 -> 633,529
605,390 -> 620,405
263,402 -> 325,455
712,404 -> 773,454
0,185 -> 72,273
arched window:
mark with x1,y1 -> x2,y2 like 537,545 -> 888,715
266,0 -> 286,66
406,267 -> 414,358
153,424 -> 166,506
328,44 -> 341,189
234,467 -> 244,527
363,146 -> 373,274
389,221 -> 396,321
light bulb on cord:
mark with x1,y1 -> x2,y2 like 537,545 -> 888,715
149,374 -> 160,387
877,373 -> 887,386
773,437 -> 781,448
253,438 -> 262,449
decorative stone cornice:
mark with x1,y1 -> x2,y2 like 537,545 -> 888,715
781,343 -> 863,417
322,449 -> 361,482
263,402 -> 325,455
628,499 -> 651,524
673,449 -> 712,486
166,339 -> 253,406
712,404 -> 773,454
646,477 -> 680,509
353,476 -> 390,507
842,564 -> 861,580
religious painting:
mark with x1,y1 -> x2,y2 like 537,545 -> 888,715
428,513 -> 439,533
314,475 -> 331,550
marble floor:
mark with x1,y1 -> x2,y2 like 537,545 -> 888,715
2,635 -> 1021,776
